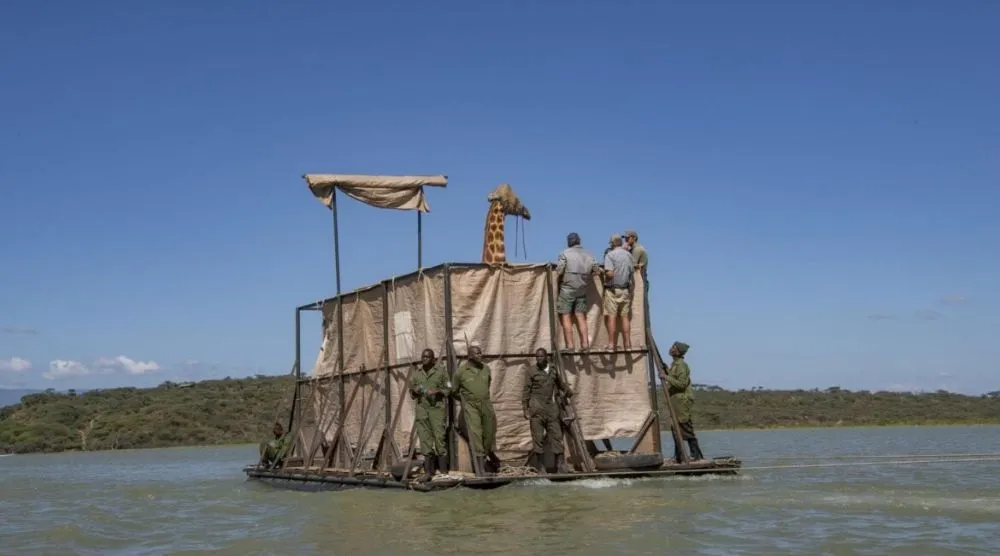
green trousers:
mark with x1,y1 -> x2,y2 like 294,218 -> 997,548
529,403 -> 563,455
415,407 -> 447,456
464,400 -> 496,455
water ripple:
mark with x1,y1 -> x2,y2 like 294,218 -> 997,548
1,427 -> 999,554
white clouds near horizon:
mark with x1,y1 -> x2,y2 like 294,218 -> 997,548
0,357 -> 32,373
41,356 -> 161,380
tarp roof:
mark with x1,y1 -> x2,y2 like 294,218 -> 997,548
303,174 -> 448,213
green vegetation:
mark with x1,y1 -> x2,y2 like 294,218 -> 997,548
1,377 -> 998,454
662,384 -> 1000,430
0,376 -> 295,454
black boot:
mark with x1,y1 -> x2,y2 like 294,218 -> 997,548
555,453 -> 570,474
486,452 -> 500,473
437,454 -> 449,475
529,452 -> 546,474
688,439 -> 704,461
422,455 -> 436,479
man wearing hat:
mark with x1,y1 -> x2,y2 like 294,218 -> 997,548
623,230 -> 648,290
662,341 -> 705,462
555,232 -> 600,351
602,234 -> 635,350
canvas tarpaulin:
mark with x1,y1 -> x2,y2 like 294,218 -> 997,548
304,174 -> 448,212
308,264 -> 650,463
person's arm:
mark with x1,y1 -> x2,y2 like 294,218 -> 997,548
603,253 -> 615,281
521,370 -> 532,419
409,371 -> 423,399
555,252 -> 567,287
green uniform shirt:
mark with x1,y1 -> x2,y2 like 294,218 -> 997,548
631,242 -> 648,282
410,363 -> 451,411
453,361 -> 492,404
665,358 -> 694,422
522,363 -> 568,412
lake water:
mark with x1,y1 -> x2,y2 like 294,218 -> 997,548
1,426 -> 999,555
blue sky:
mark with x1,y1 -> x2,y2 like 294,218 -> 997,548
1,1 -> 997,394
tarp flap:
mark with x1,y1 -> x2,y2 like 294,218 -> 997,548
303,174 -> 448,212
308,264 -> 650,462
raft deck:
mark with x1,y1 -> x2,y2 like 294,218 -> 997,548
244,456 -> 742,492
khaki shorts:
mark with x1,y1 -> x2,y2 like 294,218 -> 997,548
556,288 -> 588,314
603,287 -> 631,316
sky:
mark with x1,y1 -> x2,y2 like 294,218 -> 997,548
1,0 -> 998,394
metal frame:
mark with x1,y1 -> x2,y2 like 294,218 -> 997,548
282,179 -> 676,476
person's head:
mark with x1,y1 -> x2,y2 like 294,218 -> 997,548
421,348 -> 436,368
624,230 -> 638,247
272,422 -> 284,438
610,235 -> 623,249
567,232 -> 581,248
535,347 -> 548,367
669,341 -> 690,359
468,345 -> 483,365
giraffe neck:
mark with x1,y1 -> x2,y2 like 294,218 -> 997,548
482,202 -> 507,264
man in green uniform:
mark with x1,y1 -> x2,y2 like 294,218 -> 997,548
452,344 -> 498,474
260,421 -> 291,469
410,348 -> 452,478
623,229 -> 649,290
662,341 -> 705,462
522,347 -> 573,473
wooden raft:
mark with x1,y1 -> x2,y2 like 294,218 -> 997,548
244,456 -> 742,493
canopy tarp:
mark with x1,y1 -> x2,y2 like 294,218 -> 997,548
303,174 -> 448,212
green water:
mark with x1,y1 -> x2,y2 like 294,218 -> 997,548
2,426 -> 999,554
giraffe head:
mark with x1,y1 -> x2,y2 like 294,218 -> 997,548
487,183 -> 531,220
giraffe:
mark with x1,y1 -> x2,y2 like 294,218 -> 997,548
481,183 -> 531,264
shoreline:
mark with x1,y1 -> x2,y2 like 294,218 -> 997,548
6,421 -> 1000,456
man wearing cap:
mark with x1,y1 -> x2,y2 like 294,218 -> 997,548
555,232 -> 600,351
662,341 -> 705,462
624,230 -> 648,290
602,235 -> 635,350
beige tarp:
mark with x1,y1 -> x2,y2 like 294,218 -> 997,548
308,264 -> 650,462
303,174 -> 448,212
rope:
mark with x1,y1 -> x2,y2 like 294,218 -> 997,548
730,456 -> 1000,473
498,465 -> 539,477
766,452 -> 1000,461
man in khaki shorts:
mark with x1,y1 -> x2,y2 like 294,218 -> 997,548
555,232 -> 600,351
602,235 -> 634,350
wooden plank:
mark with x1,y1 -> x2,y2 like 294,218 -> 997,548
544,265 -> 596,473
628,412 -> 658,454
325,376 -> 363,468
378,365 -> 414,470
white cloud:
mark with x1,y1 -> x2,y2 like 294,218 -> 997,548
93,355 -> 160,375
0,357 -> 31,373
887,383 -> 923,393
44,360 -> 90,380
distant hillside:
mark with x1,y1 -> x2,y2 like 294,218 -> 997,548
1,377 -> 998,454
0,389 -> 42,408
0,377 -> 295,454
